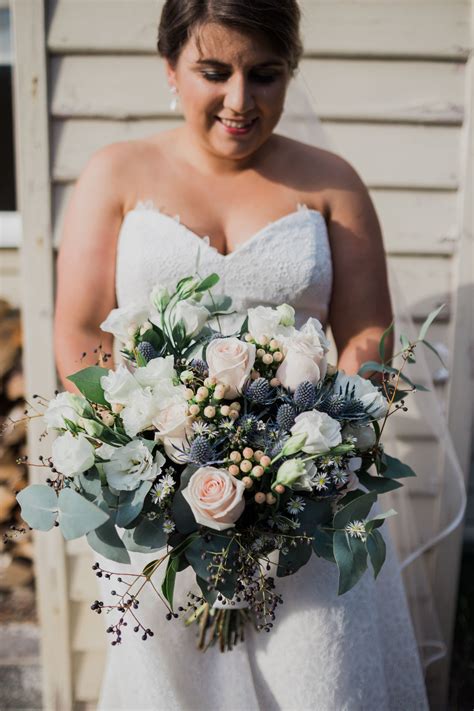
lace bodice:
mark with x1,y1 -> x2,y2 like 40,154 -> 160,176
115,200 -> 333,331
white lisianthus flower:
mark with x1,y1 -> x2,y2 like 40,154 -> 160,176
335,371 -> 389,419
134,355 -> 176,388
342,423 -> 377,451
206,337 -> 256,399
291,461 -> 320,492
247,305 -> 294,342
150,285 -> 171,312
44,392 -> 89,430
102,439 -> 165,491
121,387 -> 158,437
290,410 -> 342,455
273,458 -> 307,489
101,364 -> 141,407
95,442 -> 118,460
51,431 -> 95,478
276,318 -> 330,392
100,302 -> 150,343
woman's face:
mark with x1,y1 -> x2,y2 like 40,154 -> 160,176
166,22 -> 291,162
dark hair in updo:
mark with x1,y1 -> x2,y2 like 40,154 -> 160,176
157,0 -> 303,75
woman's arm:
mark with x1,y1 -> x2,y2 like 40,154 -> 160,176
54,144 -> 127,393
325,156 -> 394,376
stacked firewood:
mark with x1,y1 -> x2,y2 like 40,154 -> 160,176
0,299 -> 35,620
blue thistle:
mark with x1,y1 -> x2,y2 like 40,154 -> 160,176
293,381 -> 316,411
276,403 -> 296,431
188,436 -> 215,464
137,341 -> 158,362
244,377 -> 275,405
236,413 -> 259,436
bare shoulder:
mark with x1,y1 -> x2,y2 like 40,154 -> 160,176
273,134 -> 368,214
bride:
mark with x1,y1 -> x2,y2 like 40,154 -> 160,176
54,0 -> 429,708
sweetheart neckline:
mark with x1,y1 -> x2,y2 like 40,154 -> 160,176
120,201 -> 327,259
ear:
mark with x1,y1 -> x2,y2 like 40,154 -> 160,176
164,58 -> 178,88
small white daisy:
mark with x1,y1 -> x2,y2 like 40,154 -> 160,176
345,519 -> 367,541
313,473 -> 330,491
191,420 -> 211,436
286,496 -> 306,515
163,518 -> 176,534
332,469 -> 349,485
257,420 -> 266,431
219,418 -> 235,432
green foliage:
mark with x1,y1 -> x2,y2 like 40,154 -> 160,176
357,470 -> 403,494
162,554 -> 182,609
17,485 -> 57,531
86,500 -> 131,563
277,539 -> 312,577
378,321 -> 394,361
185,534 -> 239,599
195,273 -> 220,292
334,530 -> 368,595
419,303 -> 445,341
67,366 -> 109,406
115,481 -> 153,528
312,528 -> 335,562
380,453 -> 416,479
333,491 -> 377,530
131,515 -> 167,550
366,529 -> 386,578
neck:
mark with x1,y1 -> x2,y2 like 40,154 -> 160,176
176,125 -> 276,176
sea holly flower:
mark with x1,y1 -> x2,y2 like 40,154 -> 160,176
335,371 -> 389,419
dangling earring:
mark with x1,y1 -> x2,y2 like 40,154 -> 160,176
169,85 -> 179,112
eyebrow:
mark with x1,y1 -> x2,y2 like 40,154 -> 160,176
194,58 -> 285,69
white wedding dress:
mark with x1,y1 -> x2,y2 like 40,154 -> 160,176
96,200 -> 429,711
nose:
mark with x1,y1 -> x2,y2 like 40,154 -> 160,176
223,73 -> 255,115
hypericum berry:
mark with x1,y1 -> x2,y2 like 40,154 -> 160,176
239,460 -> 252,473
293,381 -> 317,410
254,492 -> 266,504
137,341 -> 158,362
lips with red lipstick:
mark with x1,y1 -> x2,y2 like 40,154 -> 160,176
215,116 -> 259,134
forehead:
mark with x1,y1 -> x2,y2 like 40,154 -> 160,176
181,22 -> 283,67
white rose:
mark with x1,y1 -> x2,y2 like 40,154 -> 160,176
121,387 -> 158,437
276,318 -> 330,392
291,410 -> 342,454
247,305 -> 295,343
100,302 -> 150,343
44,392 -> 85,430
335,371 -> 389,419
51,431 -> 95,477
101,364 -> 141,406
102,439 -> 165,491
206,337 -> 256,399
172,299 -> 209,338
134,355 -> 176,388
342,423 -> 377,451
182,466 -> 246,531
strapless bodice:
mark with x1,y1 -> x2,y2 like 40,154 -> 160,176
115,199 -> 333,332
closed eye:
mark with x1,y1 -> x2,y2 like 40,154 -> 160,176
201,72 -> 280,84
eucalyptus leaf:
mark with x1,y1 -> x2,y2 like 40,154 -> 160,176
185,534 -> 238,599
366,529 -> 386,578
334,530 -> 368,595
78,469 -> 102,501
161,554 -> 181,609
195,273 -> 220,292
16,485 -> 58,531
419,303 -> 445,341
277,539 -> 312,577
197,575 -> 219,605
133,515 -> 167,550
57,488 -> 109,540
67,366 -> 109,406
422,339 -> 446,367
381,454 -> 416,479
365,509 -> 398,533
378,321 -> 394,361
312,528 -> 335,562
86,502 -> 131,563
357,470 -> 403,494
115,480 -> 153,528
333,491 -> 377,530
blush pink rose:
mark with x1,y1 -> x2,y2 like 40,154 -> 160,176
206,337 -> 256,399
276,319 -> 329,392
182,466 -> 246,531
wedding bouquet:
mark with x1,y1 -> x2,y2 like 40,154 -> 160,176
14,272 -> 443,651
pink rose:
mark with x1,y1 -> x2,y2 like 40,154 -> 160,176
206,337 -> 256,399
182,466 -> 246,531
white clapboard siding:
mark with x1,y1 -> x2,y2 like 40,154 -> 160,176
51,118 -> 461,189
46,0 -> 471,59
8,0 -> 470,708
50,55 -> 465,124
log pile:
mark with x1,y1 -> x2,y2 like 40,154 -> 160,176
0,299 -> 36,621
